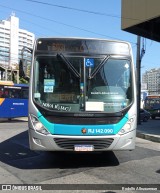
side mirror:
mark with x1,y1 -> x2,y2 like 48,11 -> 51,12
19,47 -> 33,81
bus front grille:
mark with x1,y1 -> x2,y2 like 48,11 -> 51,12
46,116 -> 120,125
54,138 -> 114,150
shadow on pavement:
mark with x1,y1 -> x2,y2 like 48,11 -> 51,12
0,129 -> 159,184
0,131 -> 119,170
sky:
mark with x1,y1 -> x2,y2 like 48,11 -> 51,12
0,0 -> 159,75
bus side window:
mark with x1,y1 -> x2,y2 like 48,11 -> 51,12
8,90 -> 19,98
1,91 -> 9,98
0,90 -> 3,97
8,91 -> 14,98
22,89 -> 28,99
14,91 -> 20,98
0,87 -> 5,97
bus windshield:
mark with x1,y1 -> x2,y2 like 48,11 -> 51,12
33,54 -> 132,113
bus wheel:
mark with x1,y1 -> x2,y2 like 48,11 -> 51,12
151,116 -> 155,119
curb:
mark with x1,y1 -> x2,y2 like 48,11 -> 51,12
137,131 -> 160,143
0,117 -> 28,122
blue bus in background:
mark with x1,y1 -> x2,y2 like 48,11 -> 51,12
0,81 -> 28,119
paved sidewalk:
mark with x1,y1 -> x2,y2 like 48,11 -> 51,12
137,118 -> 160,143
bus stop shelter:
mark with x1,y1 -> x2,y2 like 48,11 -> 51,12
121,0 -> 160,42
121,0 -> 160,124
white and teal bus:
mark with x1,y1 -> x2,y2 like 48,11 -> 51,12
28,37 -> 137,152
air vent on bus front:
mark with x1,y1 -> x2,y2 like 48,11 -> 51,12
54,138 -> 114,150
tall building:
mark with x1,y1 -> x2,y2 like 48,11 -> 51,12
142,68 -> 160,95
0,13 -> 35,71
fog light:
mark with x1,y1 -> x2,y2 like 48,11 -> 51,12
33,138 -> 42,145
118,115 -> 136,135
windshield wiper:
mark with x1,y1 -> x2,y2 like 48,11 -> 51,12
57,53 -> 81,78
88,55 -> 110,79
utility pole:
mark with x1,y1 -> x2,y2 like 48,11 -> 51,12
136,36 -> 141,125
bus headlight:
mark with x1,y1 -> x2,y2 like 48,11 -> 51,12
30,114 -> 50,135
118,116 -> 136,135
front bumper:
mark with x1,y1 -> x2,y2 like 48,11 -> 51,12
28,128 -> 136,151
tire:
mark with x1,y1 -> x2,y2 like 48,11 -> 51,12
151,116 -> 155,119
143,117 -> 148,122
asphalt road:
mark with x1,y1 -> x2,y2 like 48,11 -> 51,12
0,119 -> 160,193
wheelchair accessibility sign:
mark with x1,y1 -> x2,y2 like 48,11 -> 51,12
85,58 -> 94,68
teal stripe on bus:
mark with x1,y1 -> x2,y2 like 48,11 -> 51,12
37,111 -> 129,136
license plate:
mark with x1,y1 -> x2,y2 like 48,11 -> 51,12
74,145 -> 94,152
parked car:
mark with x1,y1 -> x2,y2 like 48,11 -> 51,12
150,108 -> 160,119
140,109 -> 151,122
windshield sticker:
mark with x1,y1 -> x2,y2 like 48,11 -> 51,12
121,102 -> 127,108
104,102 -> 122,107
91,92 -> 119,95
44,86 -> 53,93
124,63 -> 129,69
85,101 -> 104,111
42,102 -> 71,111
44,79 -> 55,86
34,93 -> 41,98
85,58 -> 94,68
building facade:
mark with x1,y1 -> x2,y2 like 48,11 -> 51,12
0,14 -> 35,79
142,68 -> 160,95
